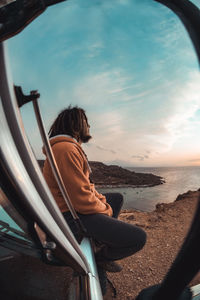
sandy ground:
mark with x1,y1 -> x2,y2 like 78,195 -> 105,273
104,189 -> 200,300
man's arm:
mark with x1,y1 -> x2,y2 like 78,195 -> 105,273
55,147 -> 113,216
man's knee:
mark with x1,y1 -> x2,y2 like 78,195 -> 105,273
115,193 -> 124,206
127,226 -> 147,252
137,228 -> 147,251
104,192 -> 124,208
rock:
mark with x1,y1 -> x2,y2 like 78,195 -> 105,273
126,215 -> 135,221
89,161 -> 163,187
155,203 -> 166,212
175,190 -> 195,201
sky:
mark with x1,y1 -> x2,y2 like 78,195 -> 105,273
6,0 -> 200,167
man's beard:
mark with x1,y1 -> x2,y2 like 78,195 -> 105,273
80,134 -> 92,143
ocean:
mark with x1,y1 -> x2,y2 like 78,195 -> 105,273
98,166 -> 200,212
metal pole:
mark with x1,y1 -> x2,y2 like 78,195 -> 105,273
32,97 -> 87,237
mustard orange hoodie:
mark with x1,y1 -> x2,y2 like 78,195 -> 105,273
42,136 -> 113,216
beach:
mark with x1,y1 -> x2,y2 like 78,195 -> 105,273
104,189 -> 200,299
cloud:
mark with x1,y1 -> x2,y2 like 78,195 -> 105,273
132,155 -> 149,161
69,68 -> 200,166
7,0 -> 200,167
71,70 -> 131,107
188,158 -> 200,163
96,145 -> 116,154
163,72 -> 200,147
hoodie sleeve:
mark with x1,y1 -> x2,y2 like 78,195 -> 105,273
90,183 -> 107,204
54,146 -> 113,216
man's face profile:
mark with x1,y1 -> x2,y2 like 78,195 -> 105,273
80,116 -> 92,143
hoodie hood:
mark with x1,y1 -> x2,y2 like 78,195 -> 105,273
42,135 -> 92,173
42,135 -> 81,155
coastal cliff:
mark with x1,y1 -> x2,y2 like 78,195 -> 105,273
89,161 -> 164,187
106,189 -> 200,299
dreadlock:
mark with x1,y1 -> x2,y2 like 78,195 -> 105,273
48,106 -> 91,143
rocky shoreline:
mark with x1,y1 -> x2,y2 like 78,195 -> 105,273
105,188 -> 200,299
89,161 -> 164,187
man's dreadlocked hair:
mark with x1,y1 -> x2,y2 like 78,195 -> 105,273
48,106 -> 92,143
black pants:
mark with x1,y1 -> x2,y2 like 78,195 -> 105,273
63,193 -> 146,261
